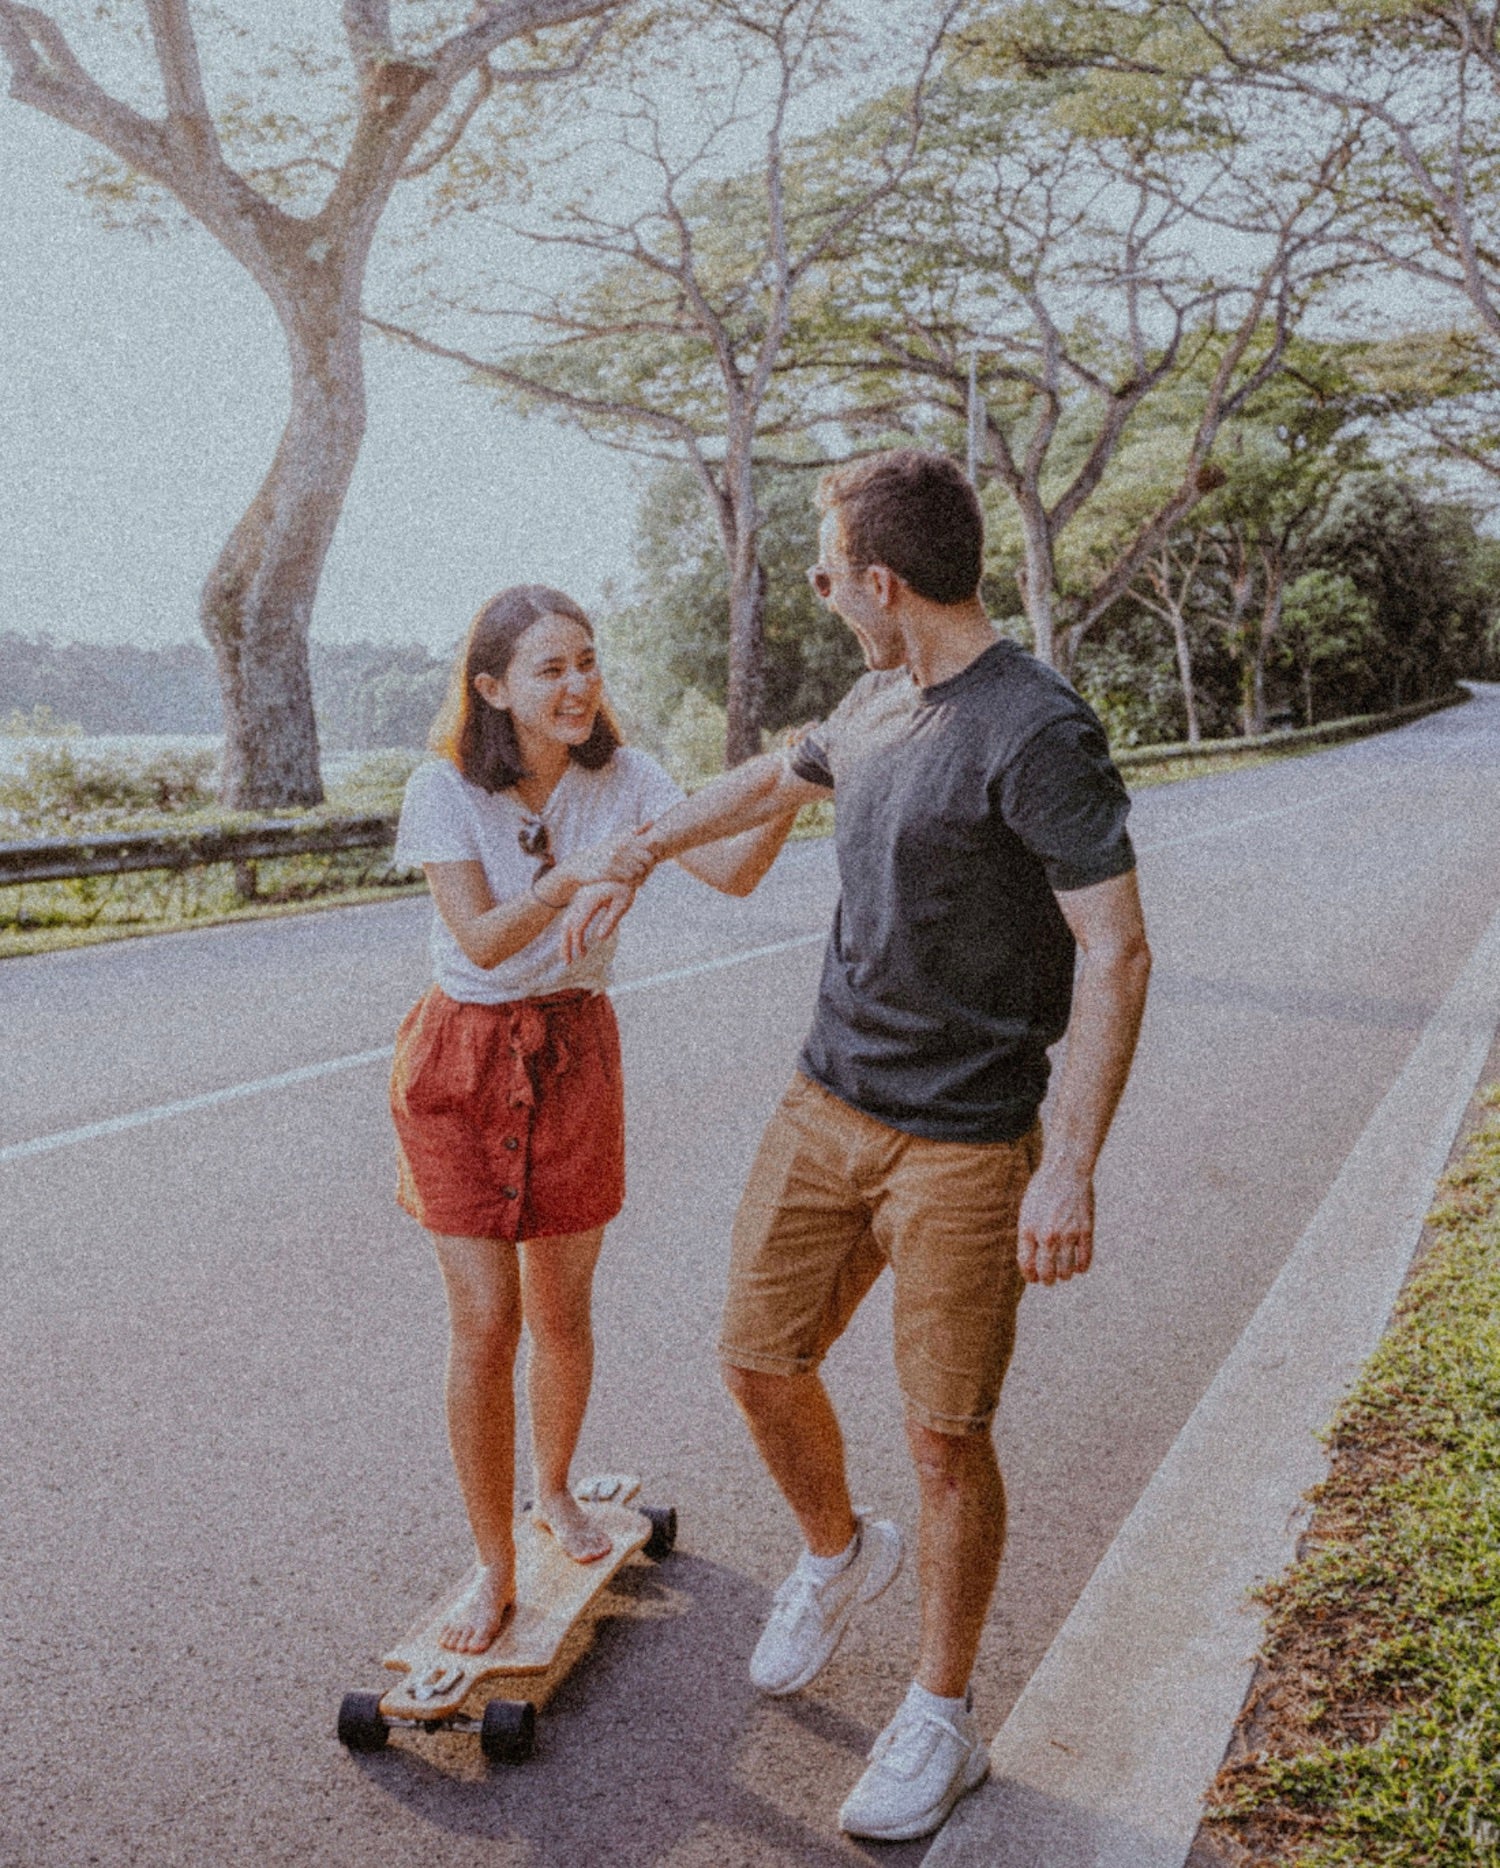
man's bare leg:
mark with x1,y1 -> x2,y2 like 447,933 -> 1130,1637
520,1226 -> 612,1563
905,1421 -> 1006,1698
722,1364 -> 858,1557
430,1231 -> 524,1653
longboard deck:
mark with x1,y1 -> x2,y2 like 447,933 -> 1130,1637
379,1474 -> 650,1722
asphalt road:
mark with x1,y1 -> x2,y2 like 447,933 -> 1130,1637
4,686 -> 1500,1868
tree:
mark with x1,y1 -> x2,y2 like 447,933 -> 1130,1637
1192,363 -> 1375,734
1167,1 -> 1500,347
1132,532 -> 1210,741
600,458 -> 865,743
371,0 -> 957,762
0,1 -> 633,806
1311,476 -> 1495,709
1277,568 -> 1377,727
792,60 -> 1352,675
995,0 -> 1500,498
1353,325 -> 1500,487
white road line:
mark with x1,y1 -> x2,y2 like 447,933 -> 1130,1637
0,933 -> 827,1167
928,893 -> 1500,1868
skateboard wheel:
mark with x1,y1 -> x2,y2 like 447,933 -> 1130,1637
480,1698 -> 536,1764
642,1504 -> 677,1559
337,1691 -> 391,1753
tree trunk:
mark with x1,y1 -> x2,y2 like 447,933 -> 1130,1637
1245,559 -> 1284,738
1017,504 -> 1059,669
725,554 -> 767,766
202,293 -> 365,808
1170,604 -> 1201,744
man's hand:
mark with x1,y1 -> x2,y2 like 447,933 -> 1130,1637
1017,1162 -> 1095,1285
558,880 -> 636,964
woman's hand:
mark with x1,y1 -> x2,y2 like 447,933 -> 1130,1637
558,880 -> 637,964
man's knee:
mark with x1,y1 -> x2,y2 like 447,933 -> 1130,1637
906,1419 -> 998,1493
722,1357 -> 804,1416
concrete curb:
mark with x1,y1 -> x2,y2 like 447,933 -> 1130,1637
926,894 -> 1500,1868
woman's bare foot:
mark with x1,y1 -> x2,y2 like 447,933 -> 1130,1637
437,1562 -> 515,1654
532,1488 -> 613,1563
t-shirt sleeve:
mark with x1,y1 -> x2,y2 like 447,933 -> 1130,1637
788,674 -> 882,790
393,761 -> 480,867
999,715 -> 1136,892
789,732 -> 834,789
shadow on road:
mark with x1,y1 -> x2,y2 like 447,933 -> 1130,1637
345,1552 -> 938,1866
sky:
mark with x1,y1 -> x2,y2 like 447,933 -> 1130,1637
0,84 -> 643,658
0,1 -> 930,663
0,6 -> 1474,665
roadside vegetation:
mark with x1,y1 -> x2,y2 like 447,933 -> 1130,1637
0,745 -> 425,960
0,699 -> 1436,959
1198,1084 -> 1500,1867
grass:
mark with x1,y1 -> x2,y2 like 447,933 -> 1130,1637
1121,741 -> 1328,788
1198,1083 -> 1500,1866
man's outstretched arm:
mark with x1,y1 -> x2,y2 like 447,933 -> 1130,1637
1018,868 -> 1151,1287
555,749 -> 829,954
640,748 -> 830,864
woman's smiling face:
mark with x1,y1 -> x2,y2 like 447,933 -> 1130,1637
474,612 -> 603,754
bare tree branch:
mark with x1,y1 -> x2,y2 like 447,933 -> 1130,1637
145,0 -> 211,125
342,1 -> 394,70
0,4 -> 173,183
434,0 -> 631,88
400,60 -> 493,179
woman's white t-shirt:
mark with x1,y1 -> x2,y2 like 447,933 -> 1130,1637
394,749 -> 685,1003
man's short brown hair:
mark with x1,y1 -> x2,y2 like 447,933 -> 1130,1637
817,449 -> 983,606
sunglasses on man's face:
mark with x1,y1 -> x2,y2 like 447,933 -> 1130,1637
808,558 -> 867,601
518,821 -> 554,875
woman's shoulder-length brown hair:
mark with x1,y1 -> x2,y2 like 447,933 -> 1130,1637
429,584 -> 622,793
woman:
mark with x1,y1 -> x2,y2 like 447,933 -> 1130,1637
390,584 -> 797,1654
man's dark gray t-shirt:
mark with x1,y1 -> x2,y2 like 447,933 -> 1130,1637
790,639 -> 1135,1144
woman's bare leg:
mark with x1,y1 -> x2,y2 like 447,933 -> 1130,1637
429,1231 -> 523,1652
520,1225 -> 612,1562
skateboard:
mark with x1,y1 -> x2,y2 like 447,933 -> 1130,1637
337,1474 -> 675,1763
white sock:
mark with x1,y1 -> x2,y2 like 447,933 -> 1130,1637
905,1679 -> 970,1724
798,1524 -> 860,1581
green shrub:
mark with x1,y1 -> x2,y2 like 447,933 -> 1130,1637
0,743 -> 219,833
662,688 -> 729,790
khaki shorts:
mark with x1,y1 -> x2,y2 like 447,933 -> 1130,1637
720,1073 -> 1040,1436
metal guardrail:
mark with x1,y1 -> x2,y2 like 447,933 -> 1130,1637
0,812 -> 400,888
0,688 -> 1471,888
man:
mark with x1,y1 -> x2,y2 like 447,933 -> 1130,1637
592,448 -> 1151,1841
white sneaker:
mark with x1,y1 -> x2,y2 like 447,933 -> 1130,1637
838,1691 -> 989,1841
748,1513 -> 903,1696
